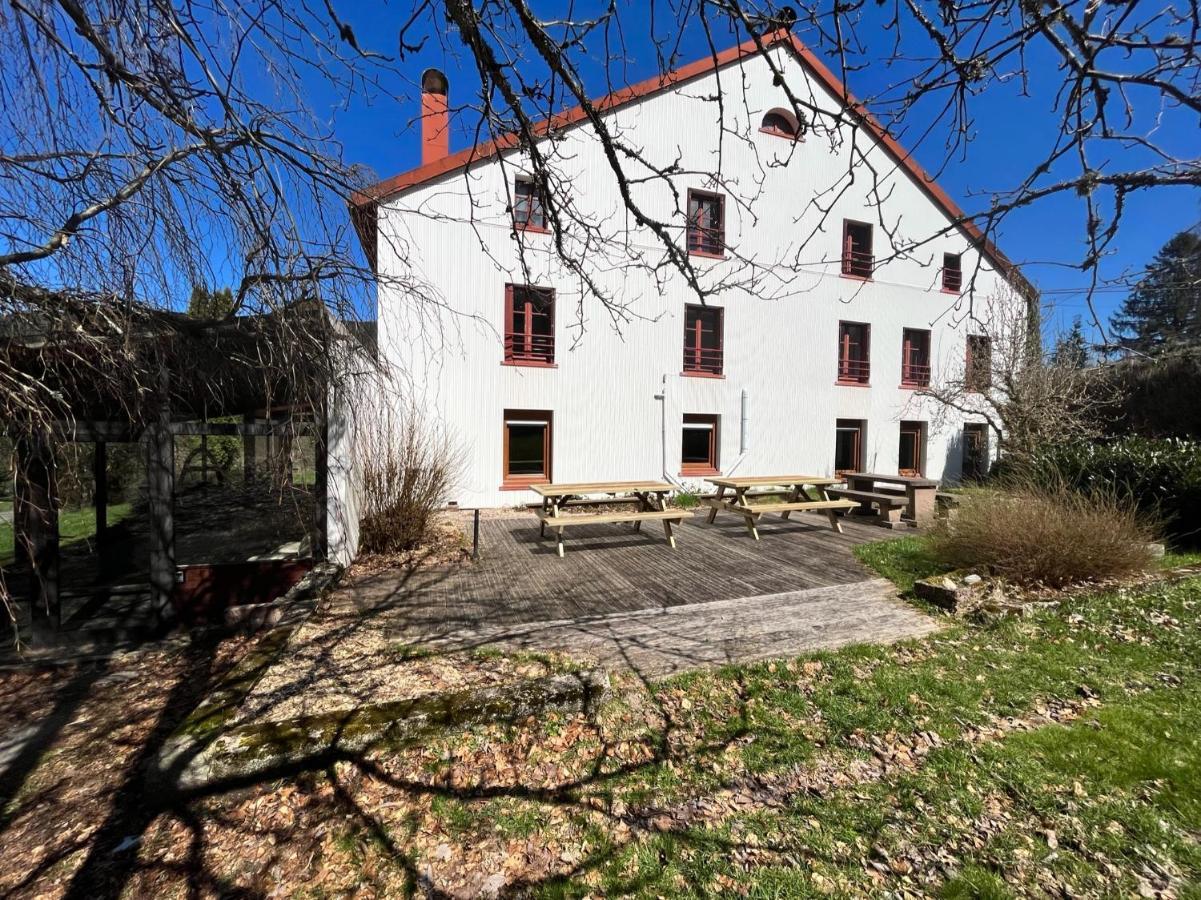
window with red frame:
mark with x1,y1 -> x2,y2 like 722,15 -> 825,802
966,334 -> 992,391
687,190 -> 724,256
942,253 -> 962,292
682,305 -> 723,375
760,108 -> 800,139
842,220 -> 873,278
512,177 -> 546,231
681,414 -> 719,475
899,421 -> 926,476
504,285 -> 555,365
835,419 -> 864,475
837,321 -> 871,384
901,328 -> 931,387
503,409 -> 552,486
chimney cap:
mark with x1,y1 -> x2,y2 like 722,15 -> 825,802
421,68 -> 448,96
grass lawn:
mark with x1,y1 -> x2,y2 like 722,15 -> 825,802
0,502 -> 131,567
3,538 -> 1200,897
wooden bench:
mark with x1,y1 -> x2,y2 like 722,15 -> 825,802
536,508 -> 692,557
825,487 -> 908,528
704,497 -> 857,539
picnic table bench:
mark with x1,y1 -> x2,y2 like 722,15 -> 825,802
702,476 -> 858,540
827,472 -> 939,526
532,481 -> 693,557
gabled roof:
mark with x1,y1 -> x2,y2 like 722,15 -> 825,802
351,31 -> 1034,298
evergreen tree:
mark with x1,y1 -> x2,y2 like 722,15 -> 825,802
1110,229 -> 1201,354
186,284 -> 236,319
1052,317 -> 1090,368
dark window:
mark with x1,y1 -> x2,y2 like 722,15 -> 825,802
835,419 -> 864,475
503,410 -> 552,485
942,253 -> 962,292
962,423 -> 989,481
683,305 -> 724,375
837,321 -> 871,384
760,109 -> 799,139
681,414 -> 719,475
504,285 -> 555,365
966,335 -> 992,391
687,190 -> 725,257
513,177 -> 546,231
842,220 -> 873,278
899,421 -> 925,476
901,328 -> 931,387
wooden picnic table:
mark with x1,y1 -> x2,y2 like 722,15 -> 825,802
702,475 -> 858,540
842,472 -> 939,525
531,481 -> 693,557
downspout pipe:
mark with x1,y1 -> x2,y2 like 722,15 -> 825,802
725,388 -> 750,476
656,374 -> 686,488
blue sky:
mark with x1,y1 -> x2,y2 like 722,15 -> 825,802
328,3 -> 1200,344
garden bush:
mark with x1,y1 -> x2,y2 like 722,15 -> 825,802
927,482 -> 1157,587
1020,437 -> 1201,546
358,407 -> 461,554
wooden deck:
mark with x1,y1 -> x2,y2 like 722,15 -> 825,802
327,511 -> 938,675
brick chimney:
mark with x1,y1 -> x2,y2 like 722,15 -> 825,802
420,68 -> 449,165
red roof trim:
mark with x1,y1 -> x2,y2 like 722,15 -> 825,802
351,31 -> 1033,297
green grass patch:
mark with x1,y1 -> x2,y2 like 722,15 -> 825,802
518,574 -> 1201,897
853,535 -> 950,594
1164,548 -> 1201,569
0,503 -> 132,567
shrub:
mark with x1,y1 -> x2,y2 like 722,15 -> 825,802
358,407 -> 461,554
672,487 -> 701,509
927,482 -> 1157,587
1020,437 -> 1201,546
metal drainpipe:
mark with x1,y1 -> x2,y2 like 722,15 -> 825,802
740,388 -> 749,454
725,388 -> 750,476
655,374 -> 685,488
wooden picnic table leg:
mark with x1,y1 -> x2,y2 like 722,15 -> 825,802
706,484 -> 727,524
779,483 -> 802,520
813,484 -> 844,533
554,525 -> 565,557
743,509 -> 760,541
632,491 -> 648,531
661,517 -> 676,549
540,495 -> 549,538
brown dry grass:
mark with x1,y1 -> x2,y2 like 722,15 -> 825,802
928,481 -> 1158,587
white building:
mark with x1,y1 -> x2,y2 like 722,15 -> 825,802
352,32 -> 1033,510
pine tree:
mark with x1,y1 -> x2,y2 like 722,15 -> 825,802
186,284 -> 235,319
1110,229 -> 1201,354
1052,317 -> 1090,368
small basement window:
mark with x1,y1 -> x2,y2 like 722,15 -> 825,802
512,176 -> 547,231
503,409 -> 552,487
899,421 -> 926,477
687,190 -> 725,257
681,414 -> 719,475
942,253 -> 962,292
841,220 -> 874,279
835,419 -> 864,476
760,108 -> 800,139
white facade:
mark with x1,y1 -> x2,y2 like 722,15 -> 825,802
369,44 -> 1023,509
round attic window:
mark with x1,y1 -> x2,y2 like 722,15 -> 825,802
760,108 -> 800,139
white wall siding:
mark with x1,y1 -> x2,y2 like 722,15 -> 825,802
374,47 -> 1017,508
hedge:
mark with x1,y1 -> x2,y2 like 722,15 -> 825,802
1023,437 -> 1201,546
